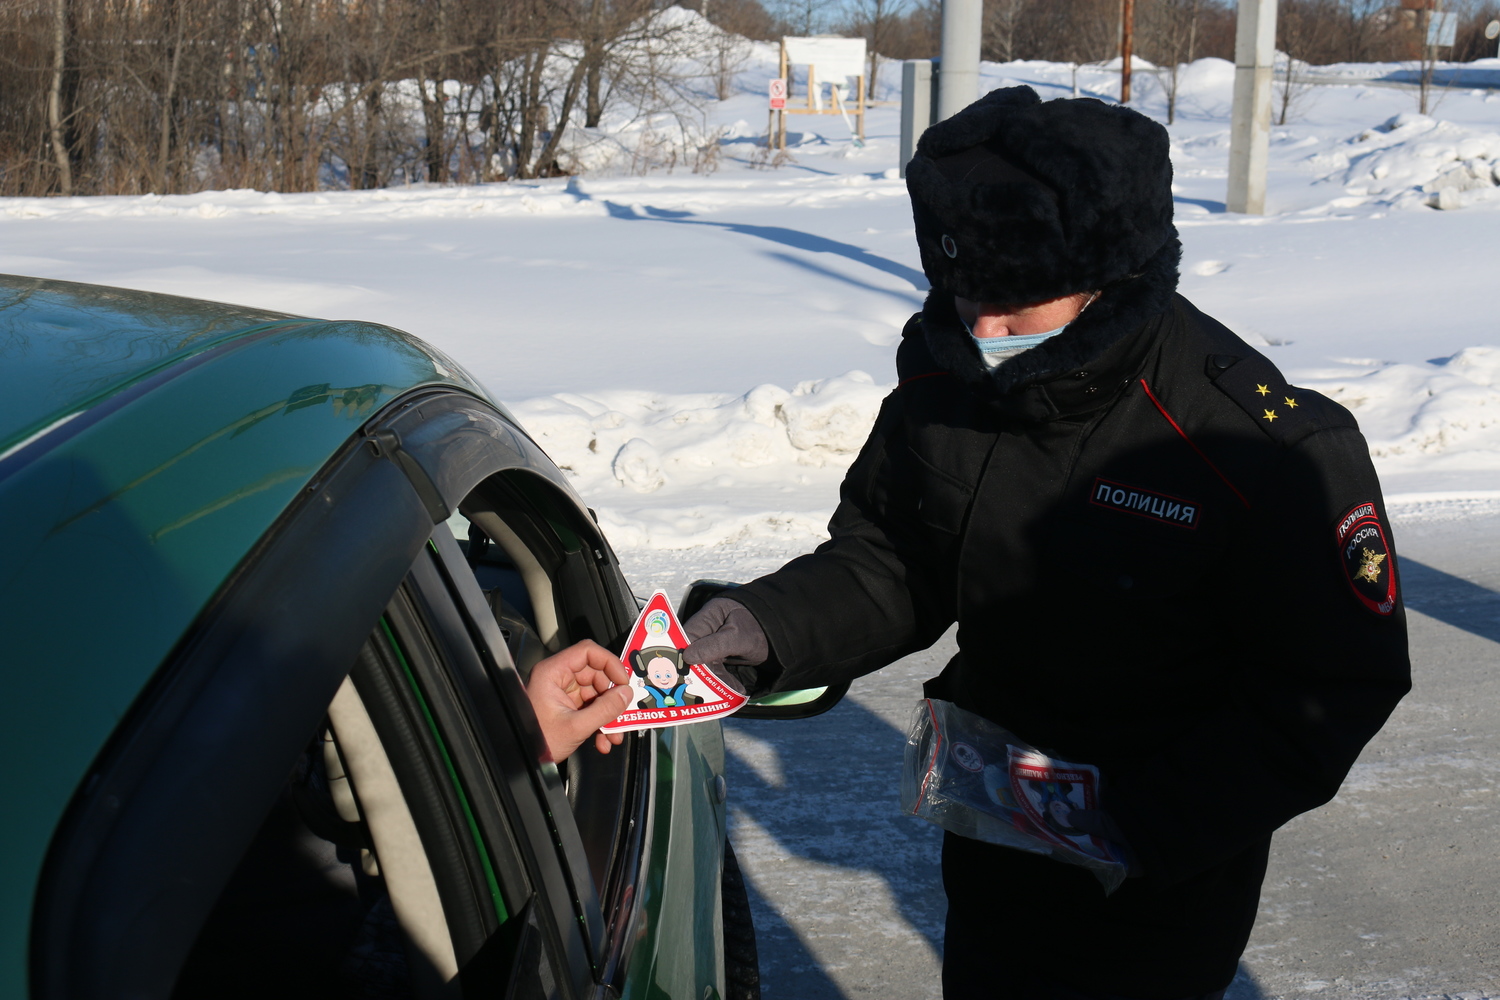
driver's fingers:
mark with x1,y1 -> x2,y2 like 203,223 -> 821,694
573,683 -> 632,736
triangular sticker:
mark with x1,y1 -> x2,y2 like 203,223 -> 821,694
600,590 -> 748,733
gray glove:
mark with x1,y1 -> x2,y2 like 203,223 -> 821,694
683,597 -> 768,696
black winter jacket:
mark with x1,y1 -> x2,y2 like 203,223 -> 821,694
731,244 -> 1411,996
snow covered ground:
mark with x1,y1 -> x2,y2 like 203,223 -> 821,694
5,47 -> 1499,595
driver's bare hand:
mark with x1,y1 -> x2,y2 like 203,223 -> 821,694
525,640 -> 633,761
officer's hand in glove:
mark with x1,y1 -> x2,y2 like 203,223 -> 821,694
682,596 -> 768,696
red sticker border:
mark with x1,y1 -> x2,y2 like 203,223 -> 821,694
599,590 -> 748,733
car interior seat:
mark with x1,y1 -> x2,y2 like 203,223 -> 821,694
462,517 -> 555,682
172,677 -> 460,1000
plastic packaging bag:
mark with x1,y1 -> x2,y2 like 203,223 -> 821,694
900,698 -> 1129,893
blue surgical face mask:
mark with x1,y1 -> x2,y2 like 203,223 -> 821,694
966,321 -> 1070,366
960,291 -> 1097,367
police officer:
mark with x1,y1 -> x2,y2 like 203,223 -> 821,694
683,87 -> 1411,1000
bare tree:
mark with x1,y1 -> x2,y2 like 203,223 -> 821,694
706,25 -> 752,101
983,0 -> 1032,63
839,0 -> 911,99
1453,0 -> 1500,59
1275,0 -> 1341,124
876,0 -> 939,59
770,0 -> 831,37
1140,0 -> 1207,123
0,0 -> 773,196
47,0 -> 72,195
1415,2 -> 1450,116
698,0 -> 778,40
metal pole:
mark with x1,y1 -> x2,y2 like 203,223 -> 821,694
1121,0 -> 1135,103
1227,0 -> 1277,215
900,59 -> 934,177
938,0 -> 982,121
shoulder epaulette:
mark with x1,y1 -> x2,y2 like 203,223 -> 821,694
1171,296 -> 1357,447
1207,352 -> 1355,448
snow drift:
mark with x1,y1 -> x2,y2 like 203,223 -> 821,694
508,346 -> 1500,560
1311,113 -> 1500,210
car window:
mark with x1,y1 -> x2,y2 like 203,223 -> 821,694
171,582 -> 577,1000
437,469 -> 640,900
450,468 -> 635,658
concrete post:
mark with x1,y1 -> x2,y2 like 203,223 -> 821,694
1227,0 -> 1278,215
938,0 -> 982,122
900,59 -> 938,177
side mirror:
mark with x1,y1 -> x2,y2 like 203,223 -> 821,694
678,579 -> 850,721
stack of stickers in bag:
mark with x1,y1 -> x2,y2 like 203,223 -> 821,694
600,590 -> 748,734
983,749 -> 1119,864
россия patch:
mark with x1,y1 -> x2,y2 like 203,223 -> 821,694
1335,501 -> 1397,616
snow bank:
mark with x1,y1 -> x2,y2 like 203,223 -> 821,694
1176,57 -> 1236,96
514,370 -> 887,490
510,372 -> 889,552
1313,113 -> 1500,209
505,346 -> 1500,559
1298,347 -> 1500,474
503,346 -> 1500,562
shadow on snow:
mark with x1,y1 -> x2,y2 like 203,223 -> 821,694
601,199 -> 930,298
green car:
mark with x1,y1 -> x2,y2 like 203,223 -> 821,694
0,275 -> 845,1000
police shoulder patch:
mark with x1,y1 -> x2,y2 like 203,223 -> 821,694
1335,501 -> 1397,616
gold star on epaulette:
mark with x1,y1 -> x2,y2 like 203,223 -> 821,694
1255,384 -> 1271,396
1284,396 -> 1298,408
1263,409 -> 1279,422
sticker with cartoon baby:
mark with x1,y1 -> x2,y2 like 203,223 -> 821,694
1006,745 -> 1119,863
631,645 -> 704,709
600,590 -> 748,734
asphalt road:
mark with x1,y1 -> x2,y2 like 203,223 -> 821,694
721,507 -> 1500,1000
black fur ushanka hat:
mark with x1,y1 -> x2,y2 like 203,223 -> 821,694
905,86 -> 1176,306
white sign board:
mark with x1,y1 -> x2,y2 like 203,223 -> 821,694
1428,11 -> 1458,47
782,36 -> 867,81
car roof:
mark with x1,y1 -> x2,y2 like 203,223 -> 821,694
0,274 -> 500,987
0,274 -> 303,456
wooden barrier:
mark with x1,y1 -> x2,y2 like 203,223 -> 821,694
768,37 -> 867,150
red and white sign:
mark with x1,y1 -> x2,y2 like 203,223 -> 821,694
599,590 -> 748,734
768,78 -> 787,110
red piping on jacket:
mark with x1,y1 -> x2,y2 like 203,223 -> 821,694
898,371 -> 951,389
1138,377 -> 1252,510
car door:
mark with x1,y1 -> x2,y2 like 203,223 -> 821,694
389,396 -> 731,1000
30,387 -> 722,1000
